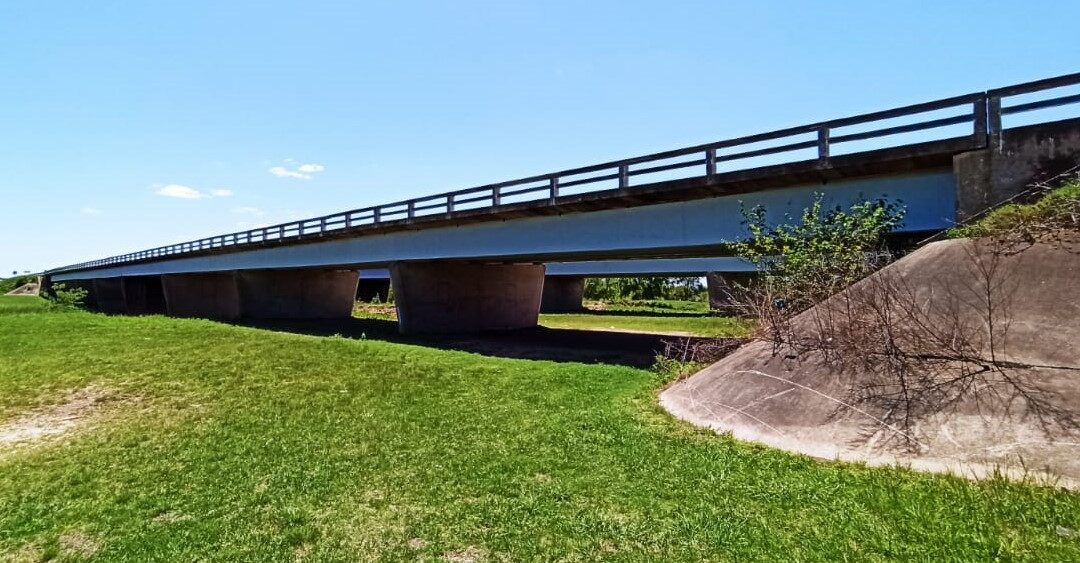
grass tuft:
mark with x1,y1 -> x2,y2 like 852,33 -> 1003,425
948,181 -> 1080,239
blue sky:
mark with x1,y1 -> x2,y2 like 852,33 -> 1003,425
2,1 -> 1078,274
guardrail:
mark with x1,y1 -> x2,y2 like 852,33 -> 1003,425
50,72 -> 1080,273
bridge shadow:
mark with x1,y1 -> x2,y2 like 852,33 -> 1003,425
550,309 -> 708,319
231,317 -> 705,368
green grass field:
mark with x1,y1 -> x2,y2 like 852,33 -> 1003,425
540,299 -> 750,338
356,299 -> 752,338
2,295 -> 1079,560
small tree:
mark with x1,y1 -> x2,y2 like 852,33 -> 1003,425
729,193 -> 906,347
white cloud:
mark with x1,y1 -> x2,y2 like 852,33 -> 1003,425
80,207 -> 102,215
232,206 -> 265,216
269,166 -> 308,179
156,184 -> 206,199
155,184 -> 234,199
269,162 -> 325,180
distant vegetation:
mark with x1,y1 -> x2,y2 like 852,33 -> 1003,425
0,275 -> 35,294
583,277 -> 705,302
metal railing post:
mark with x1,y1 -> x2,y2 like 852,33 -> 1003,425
705,148 -> 717,178
973,97 -> 988,148
618,165 -> 629,190
988,96 -> 1003,152
817,127 -> 830,161
549,175 -> 559,204
492,186 -> 501,206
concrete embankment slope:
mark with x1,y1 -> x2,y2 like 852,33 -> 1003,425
661,239 -> 1080,486
4,280 -> 40,296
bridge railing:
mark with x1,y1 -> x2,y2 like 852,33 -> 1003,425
51,72 -> 1080,273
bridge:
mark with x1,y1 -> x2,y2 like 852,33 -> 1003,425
45,73 -> 1080,332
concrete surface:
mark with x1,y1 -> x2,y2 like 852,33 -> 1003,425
391,261 -> 545,334
51,170 -> 957,282
237,269 -> 358,319
121,276 -> 167,315
662,239 -> 1080,487
161,273 -> 241,320
706,272 -> 755,314
955,119 -> 1080,220
540,276 -> 584,313
4,278 -> 40,296
92,278 -> 125,314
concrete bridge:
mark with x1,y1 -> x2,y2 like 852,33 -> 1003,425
45,73 -> 1080,332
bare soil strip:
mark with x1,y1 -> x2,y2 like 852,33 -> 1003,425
0,387 -> 112,448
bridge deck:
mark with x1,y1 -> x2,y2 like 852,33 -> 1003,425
48,72 -> 1080,276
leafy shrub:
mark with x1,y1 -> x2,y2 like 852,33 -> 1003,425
43,283 -> 88,310
729,192 -> 906,315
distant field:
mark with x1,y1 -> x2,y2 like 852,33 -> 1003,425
356,299 -> 752,338
2,296 -> 1078,560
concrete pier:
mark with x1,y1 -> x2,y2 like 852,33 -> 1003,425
122,275 -> 167,315
540,276 -> 585,313
706,272 -> 756,315
92,278 -> 126,314
161,272 -> 242,319
391,262 -> 545,334
237,269 -> 359,319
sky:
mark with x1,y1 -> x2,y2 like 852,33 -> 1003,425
2,1 -> 1078,274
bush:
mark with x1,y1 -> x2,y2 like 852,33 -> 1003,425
729,193 -> 906,315
42,283 -> 88,310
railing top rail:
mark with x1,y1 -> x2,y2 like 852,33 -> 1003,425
987,71 -> 1080,99
47,72 -> 1080,274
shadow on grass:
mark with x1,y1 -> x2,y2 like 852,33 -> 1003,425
548,309 -> 709,319
231,317 -> 712,368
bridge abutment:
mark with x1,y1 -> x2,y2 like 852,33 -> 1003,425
390,262 -> 544,334
161,272 -> 242,319
955,120 -> 1080,220
540,276 -> 585,313
237,269 -> 359,319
